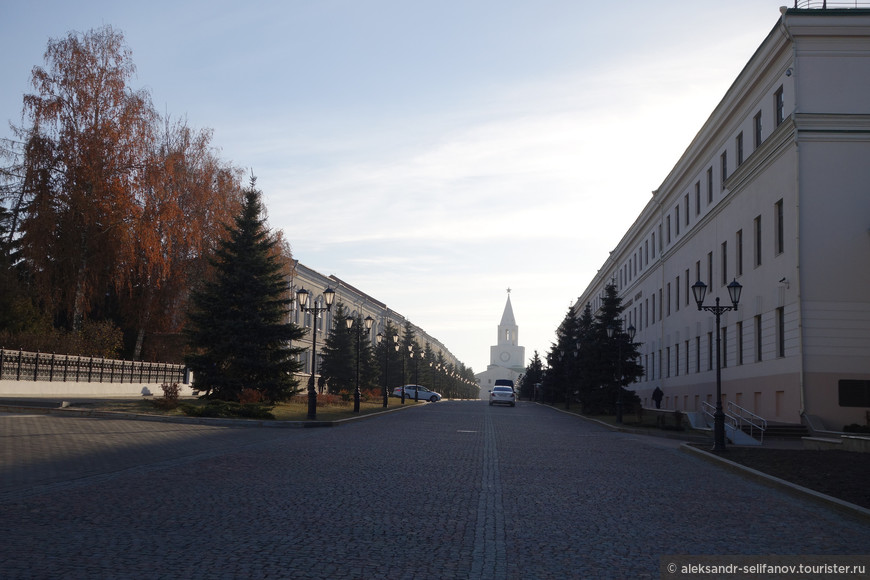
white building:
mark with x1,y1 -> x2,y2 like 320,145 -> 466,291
476,292 -> 526,396
574,6 -> 870,431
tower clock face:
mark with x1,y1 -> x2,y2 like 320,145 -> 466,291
499,352 -> 510,362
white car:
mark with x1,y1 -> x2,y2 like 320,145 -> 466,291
393,385 -> 442,402
489,386 -> 516,407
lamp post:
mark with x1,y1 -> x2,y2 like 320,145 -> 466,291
606,322 -> 636,424
408,344 -> 420,402
376,332 -> 389,408
692,278 -> 743,452
396,337 -> 405,404
296,287 -> 335,420
347,314 -> 374,413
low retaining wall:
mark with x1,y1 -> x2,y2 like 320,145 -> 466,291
0,379 -> 196,399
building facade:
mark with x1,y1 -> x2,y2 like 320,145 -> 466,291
290,262 -> 463,385
574,6 -> 870,430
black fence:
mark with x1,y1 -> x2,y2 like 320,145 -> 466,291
0,349 -> 188,384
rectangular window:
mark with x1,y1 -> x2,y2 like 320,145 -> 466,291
775,199 -> 784,255
706,167 -> 713,203
674,343 -> 679,376
754,215 -> 762,267
645,298 -> 649,328
651,233 -> 656,258
695,261 -> 701,285
839,380 -> 870,407
737,321 -> 744,365
658,289 -> 663,321
707,331 -> 714,371
707,252 -> 713,288
684,194 -> 690,226
695,181 -> 701,215
755,315 -> 763,362
695,337 -> 701,373
775,85 -> 785,127
685,269 -> 690,307
666,347 -> 671,378
685,340 -> 690,375
736,229 -> 744,277
666,215 -> 671,244
675,206 -> 680,236
666,283 -> 671,316
720,151 -> 728,189
777,307 -> 785,358
721,241 -> 728,286
645,240 -> 649,265
736,132 -> 744,166
675,276 -> 680,312
754,111 -> 763,149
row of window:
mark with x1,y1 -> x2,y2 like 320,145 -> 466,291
614,198 -> 785,335
640,307 -> 786,382
618,85 -> 786,289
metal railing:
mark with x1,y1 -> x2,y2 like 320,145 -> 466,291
727,401 -> 768,444
0,348 -> 187,384
792,1 -> 870,8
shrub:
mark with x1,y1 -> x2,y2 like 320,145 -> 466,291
152,382 -> 181,410
179,400 -> 274,420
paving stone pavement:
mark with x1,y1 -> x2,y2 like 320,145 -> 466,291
1,402 -> 868,579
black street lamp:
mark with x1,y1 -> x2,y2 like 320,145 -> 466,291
408,343 -> 422,402
296,286 -> 335,420
606,322 -> 636,424
347,314 -> 374,413
376,331 -> 389,408
693,278 -> 743,452
395,337 -> 405,404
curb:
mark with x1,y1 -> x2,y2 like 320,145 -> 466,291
681,443 -> 870,522
0,400 -> 418,428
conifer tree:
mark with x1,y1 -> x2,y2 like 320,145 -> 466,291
185,179 -> 304,402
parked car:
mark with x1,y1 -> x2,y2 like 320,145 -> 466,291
489,385 -> 516,407
392,385 -> 442,402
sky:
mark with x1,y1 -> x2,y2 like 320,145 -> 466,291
1,1 -> 786,375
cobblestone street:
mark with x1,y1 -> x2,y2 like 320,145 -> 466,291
2,402 -> 868,578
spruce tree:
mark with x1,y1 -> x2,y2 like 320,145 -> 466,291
185,180 -> 304,402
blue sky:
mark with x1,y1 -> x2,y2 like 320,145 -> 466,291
2,1 -> 783,374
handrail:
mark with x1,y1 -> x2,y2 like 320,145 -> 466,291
0,348 -> 187,384
792,1 -> 870,9
727,401 -> 767,444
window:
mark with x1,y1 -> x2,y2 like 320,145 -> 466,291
736,132 -> 744,166
736,321 -> 744,365
754,111 -> 763,149
775,85 -> 785,127
666,283 -> 671,316
775,199 -> 784,255
684,194 -> 690,226
658,289 -> 663,321
754,215 -> 762,267
707,252 -> 713,288
652,291 -> 656,322
755,315 -> 763,362
720,151 -> 728,189
666,346 -> 671,378
707,332 -> 713,371
706,167 -> 713,203
695,181 -> 701,215
645,240 -> 649,265
839,380 -> 870,407
736,229 -> 744,277
674,343 -> 679,376
777,307 -> 785,358
685,340 -> 690,375
651,233 -> 656,258
675,275 -> 680,311
721,241 -> 728,286
666,215 -> 671,244
695,337 -> 701,373
685,270 -> 690,307
675,206 -> 680,236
